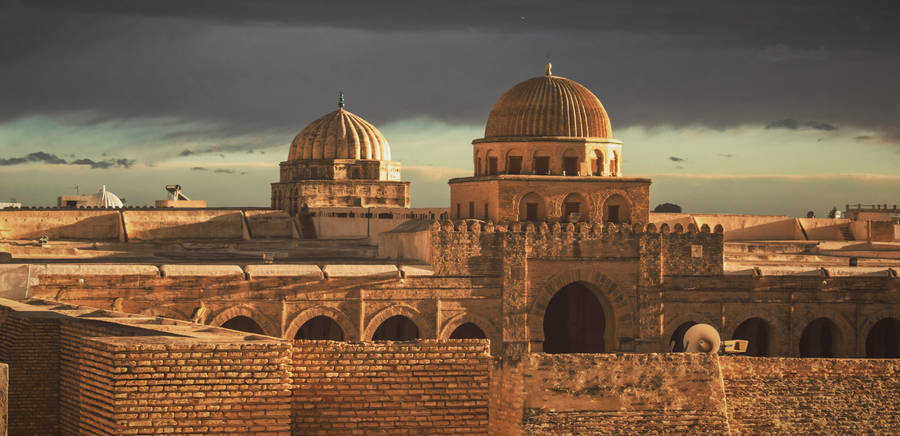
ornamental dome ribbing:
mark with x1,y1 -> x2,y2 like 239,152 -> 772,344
288,107 -> 391,161
483,65 -> 612,139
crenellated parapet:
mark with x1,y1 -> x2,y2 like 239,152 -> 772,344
431,219 -> 725,276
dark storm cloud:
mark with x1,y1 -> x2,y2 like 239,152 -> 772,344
190,167 -> 208,171
668,156 -> 685,162
1,0 -> 899,143
718,154 -> 734,158
0,152 -> 134,168
213,169 -> 235,174
854,135 -> 873,141
765,119 -> 839,131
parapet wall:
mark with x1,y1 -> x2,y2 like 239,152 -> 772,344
0,209 -> 122,240
720,356 -> 900,435
491,353 -> 731,435
0,299 -> 293,435
431,220 -> 724,277
291,340 -> 491,435
0,208 -> 298,242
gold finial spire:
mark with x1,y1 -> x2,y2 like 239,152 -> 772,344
338,91 -> 345,109
545,61 -> 552,76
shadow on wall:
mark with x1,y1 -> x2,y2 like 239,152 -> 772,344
0,210 -> 121,240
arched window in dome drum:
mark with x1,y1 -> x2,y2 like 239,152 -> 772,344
533,152 -> 550,175
506,151 -> 523,175
475,155 -> 482,176
486,150 -> 499,176
591,150 -> 604,176
563,149 -> 579,176
610,151 -> 619,176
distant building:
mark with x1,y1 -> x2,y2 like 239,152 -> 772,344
155,184 -> 207,208
0,202 -> 21,209
57,185 -> 123,208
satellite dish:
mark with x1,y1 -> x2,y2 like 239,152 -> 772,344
683,323 -> 721,353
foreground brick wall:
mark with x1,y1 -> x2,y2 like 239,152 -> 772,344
502,353 -> 731,435
721,356 -> 900,435
0,308 -> 60,435
291,340 -> 491,435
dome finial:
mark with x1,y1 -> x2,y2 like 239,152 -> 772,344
338,91 -> 345,109
545,53 -> 552,76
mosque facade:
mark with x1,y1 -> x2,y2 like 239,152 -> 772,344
1,63 -> 899,435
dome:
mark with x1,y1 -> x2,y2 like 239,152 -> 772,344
288,106 -> 391,161
483,65 -> 612,139
84,185 -> 123,208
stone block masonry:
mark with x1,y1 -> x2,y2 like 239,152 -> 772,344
291,339 -> 491,435
721,356 -> 900,435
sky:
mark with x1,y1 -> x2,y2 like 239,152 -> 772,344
1,1 -> 898,216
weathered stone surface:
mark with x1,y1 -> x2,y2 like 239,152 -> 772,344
245,264 -> 323,279
323,263 -> 400,278
160,264 -> 244,277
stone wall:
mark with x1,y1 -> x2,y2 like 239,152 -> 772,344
491,353 -> 731,435
0,362 -> 6,436
721,356 -> 900,435
0,209 -> 122,240
291,340 -> 491,435
122,209 -> 245,240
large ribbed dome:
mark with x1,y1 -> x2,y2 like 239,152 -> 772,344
288,108 -> 391,161
484,69 -> 612,139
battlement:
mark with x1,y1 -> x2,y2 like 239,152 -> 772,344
431,219 -> 725,239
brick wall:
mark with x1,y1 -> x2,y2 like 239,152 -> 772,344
660,225 -> 724,276
0,300 -> 293,435
291,339 -> 491,435
513,353 -> 731,435
0,308 -> 60,435
721,356 -> 900,435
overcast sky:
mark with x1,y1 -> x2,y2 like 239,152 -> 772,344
1,1 -> 898,216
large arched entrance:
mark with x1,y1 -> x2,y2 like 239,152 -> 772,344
669,321 -> 697,352
372,315 -> 420,341
449,322 -> 487,339
866,318 -> 900,358
800,317 -> 839,357
295,315 -> 344,340
221,316 -> 265,335
732,317 -> 769,356
543,282 -> 607,353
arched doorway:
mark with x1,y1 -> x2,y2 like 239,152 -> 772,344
372,315 -> 419,341
518,192 -> 546,222
669,321 -> 697,352
603,194 -> 631,224
591,150 -> 604,176
449,322 -> 486,339
866,318 -> 900,358
543,282 -> 607,353
732,318 -> 769,356
562,193 -> 589,222
221,316 -> 265,335
295,315 -> 344,340
799,317 -> 839,357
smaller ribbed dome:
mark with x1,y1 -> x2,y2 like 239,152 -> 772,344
288,108 -> 391,161
484,68 -> 612,139
84,185 -> 123,208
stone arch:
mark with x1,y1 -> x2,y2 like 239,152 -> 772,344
561,192 -> 590,222
209,305 -> 279,338
474,150 -> 482,176
284,306 -> 357,341
485,149 -> 499,175
601,193 -> 632,224
798,317 -> 843,357
562,148 -> 580,176
363,304 -> 433,341
138,306 -> 188,321
505,149 -> 524,174
439,313 -> 500,354
793,312 -> 854,357
865,318 -> 900,358
516,191 -> 547,222
592,189 -> 634,224
858,309 -> 900,355
610,150 -> 620,176
591,149 -> 604,176
730,317 -> 772,356
532,149 -> 551,175
669,321 -> 697,352
528,269 -> 630,352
